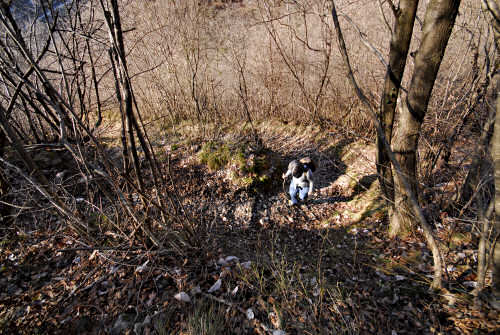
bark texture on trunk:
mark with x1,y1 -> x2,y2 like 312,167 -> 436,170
0,129 -> 9,224
390,0 -> 460,236
378,0 -> 419,217
491,44 -> 499,306
493,90 -> 500,306
484,0 -> 500,308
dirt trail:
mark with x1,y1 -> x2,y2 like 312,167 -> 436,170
168,129 -> 369,229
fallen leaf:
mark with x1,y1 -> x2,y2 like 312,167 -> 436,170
135,260 -> 149,273
208,279 -> 222,293
89,250 -> 98,261
174,292 -> 191,303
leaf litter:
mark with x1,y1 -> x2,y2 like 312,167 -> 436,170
0,131 -> 498,334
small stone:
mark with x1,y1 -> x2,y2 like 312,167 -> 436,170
207,279 -> 222,293
225,256 -> 239,263
190,286 -> 202,296
246,308 -> 254,320
240,261 -> 252,269
174,292 -> 191,302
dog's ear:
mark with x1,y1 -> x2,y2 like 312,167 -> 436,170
292,163 -> 305,178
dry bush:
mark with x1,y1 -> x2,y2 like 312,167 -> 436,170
4,0 -> 488,145
115,0 -> 488,143
112,0 -> 391,137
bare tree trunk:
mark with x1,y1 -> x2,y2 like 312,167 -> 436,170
492,80 -> 500,308
483,0 -> 500,310
0,128 -> 9,224
390,0 -> 460,236
476,196 -> 494,295
108,47 -> 131,175
378,0 -> 419,229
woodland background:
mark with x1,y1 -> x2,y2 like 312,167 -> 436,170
0,0 -> 499,334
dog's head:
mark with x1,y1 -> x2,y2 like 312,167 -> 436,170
299,157 -> 316,173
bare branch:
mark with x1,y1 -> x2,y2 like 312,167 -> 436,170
378,0 -> 393,34
339,13 -> 389,69
387,0 -> 398,17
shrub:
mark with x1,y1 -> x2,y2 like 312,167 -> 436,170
198,141 -> 231,171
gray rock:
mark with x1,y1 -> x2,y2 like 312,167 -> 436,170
111,313 -> 135,335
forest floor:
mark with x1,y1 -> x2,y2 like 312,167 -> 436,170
0,121 -> 499,334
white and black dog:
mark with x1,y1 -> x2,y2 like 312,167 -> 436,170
282,157 -> 316,205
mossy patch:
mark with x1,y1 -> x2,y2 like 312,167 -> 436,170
228,147 -> 282,192
198,141 -> 231,171
197,139 -> 283,192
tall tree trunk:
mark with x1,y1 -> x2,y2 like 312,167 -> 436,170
378,0 -> 419,230
390,0 -> 460,236
492,74 -> 500,309
0,128 -> 10,224
483,0 -> 500,310
101,1 -> 145,191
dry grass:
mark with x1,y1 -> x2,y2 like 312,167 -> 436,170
92,0 -> 487,152
110,0 -> 386,133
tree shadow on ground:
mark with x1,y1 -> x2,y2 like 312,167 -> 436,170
206,217 -> 451,335
350,174 -> 378,199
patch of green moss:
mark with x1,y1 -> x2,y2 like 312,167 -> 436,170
238,176 -> 255,187
198,141 -> 231,171
231,148 -> 280,192
235,151 -> 247,170
258,174 -> 270,183
198,139 -> 283,192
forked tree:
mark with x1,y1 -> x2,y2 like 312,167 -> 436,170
371,0 -> 460,236
333,0 -> 463,289
331,0 -> 446,288
377,0 -> 419,237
